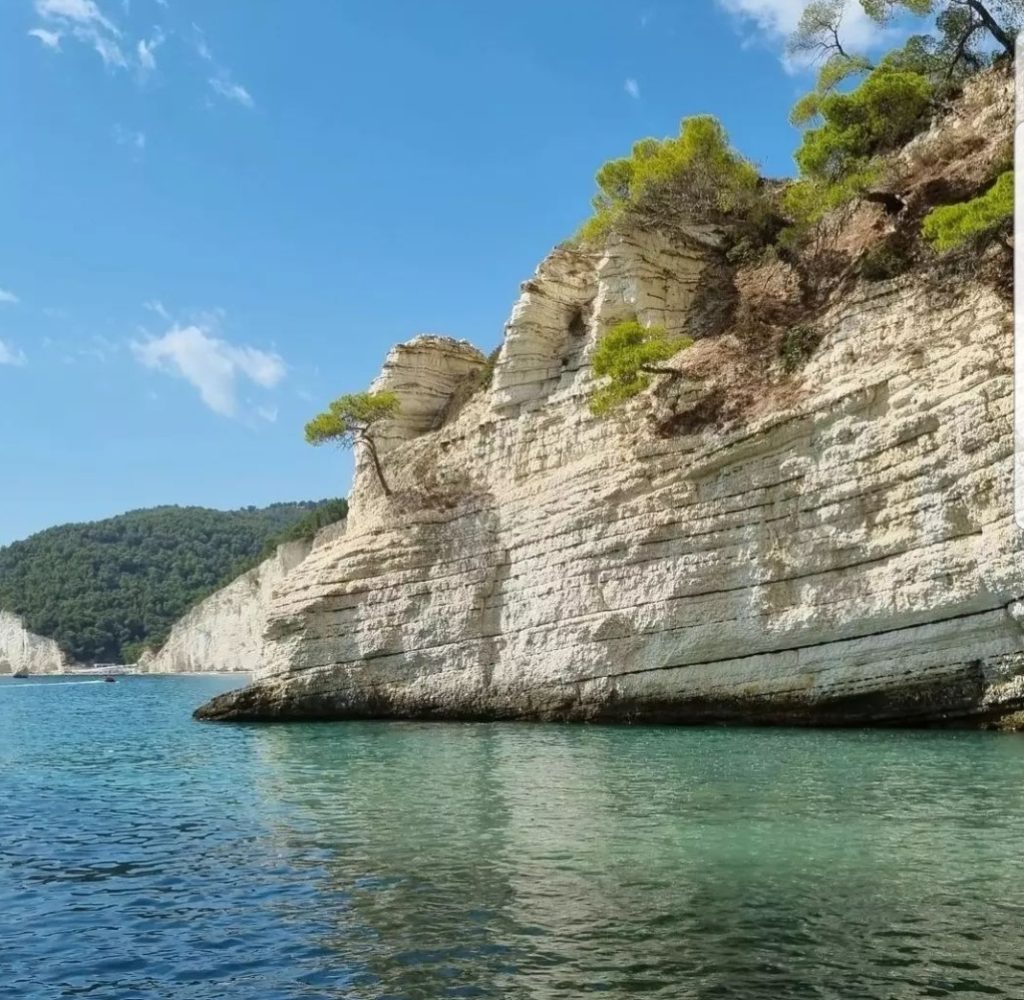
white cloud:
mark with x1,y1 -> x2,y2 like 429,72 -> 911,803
0,340 -> 27,367
137,38 -> 155,70
132,324 -> 285,417
624,77 -> 640,99
36,0 -> 128,69
257,404 -> 278,423
193,22 -> 213,61
716,0 -> 892,67
113,123 -> 146,151
0,289 -> 19,304
35,0 -> 119,35
137,31 -> 163,74
209,76 -> 254,108
143,299 -> 170,319
28,28 -> 62,50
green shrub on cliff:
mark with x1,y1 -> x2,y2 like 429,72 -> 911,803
921,170 -> 1013,250
783,66 -> 933,229
780,325 -> 822,372
305,390 -> 400,496
588,320 -> 692,416
794,69 -> 932,183
576,116 -> 768,245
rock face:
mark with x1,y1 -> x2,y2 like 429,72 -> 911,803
197,75 -> 1022,727
139,540 -> 314,674
370,335 -> 487,446
0,612 -> 70,675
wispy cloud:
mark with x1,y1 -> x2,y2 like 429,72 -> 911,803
0,340 -> 27,367
31,0 -> 173,75
80,334 -> 119,363
36,0 -> 119,34
624,77 -> 640,100
137,31 -> 163,75
113,123 -> 146,154
209,75 -> 254,108
28,28 -> 62,50
81,27 -> 127,67
257,404 -> 279,423
143,299 -> 170,320
132,323 -> 285,417
32,0 -> 130,69
192,22 -> 253,108
192,22 -> 212,61
30,8 -> 255,111
0,289 -> 19,304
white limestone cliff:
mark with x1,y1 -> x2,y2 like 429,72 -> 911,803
0,612 -> 71,675
138,540 -> 315,674
197,72 -> 1021,727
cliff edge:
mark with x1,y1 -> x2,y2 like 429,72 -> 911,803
198,71 -> 1020,726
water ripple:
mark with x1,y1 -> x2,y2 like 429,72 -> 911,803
2,677 -> 1024,998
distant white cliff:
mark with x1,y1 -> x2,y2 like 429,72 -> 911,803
138,538 -> 323,674
0,611 -> 71,675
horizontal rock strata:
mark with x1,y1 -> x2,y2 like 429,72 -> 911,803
197,216 -> 1024,725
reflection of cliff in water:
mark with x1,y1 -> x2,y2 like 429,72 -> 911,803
249,723 -> 1024,999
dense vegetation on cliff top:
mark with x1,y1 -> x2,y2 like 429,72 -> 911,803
572,0 -> 1016,414
302,4 -> 1015,466
579,0 -> 1015,250
0,500 -> 347,663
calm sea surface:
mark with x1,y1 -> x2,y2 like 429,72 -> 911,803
2,675 -> 1024,999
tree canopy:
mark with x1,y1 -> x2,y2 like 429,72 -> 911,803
794,67 -> 933,184
791,0 -> 1018,95
576,116 -> 766,245
782,0 -> 1016,232
862,1 -> 1019,59
0,501 -> 346,664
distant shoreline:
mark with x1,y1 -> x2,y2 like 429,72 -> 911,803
1,671 -> 252,679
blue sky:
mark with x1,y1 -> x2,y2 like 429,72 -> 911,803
0,0 -> 897,545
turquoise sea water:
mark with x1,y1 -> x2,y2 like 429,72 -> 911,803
2,676 -> 1024,999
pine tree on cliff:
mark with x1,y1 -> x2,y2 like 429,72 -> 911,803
789,0 -> 1017,111
304,391 -> 400,496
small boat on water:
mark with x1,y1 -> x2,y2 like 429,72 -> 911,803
12,669 -> 29,679
103,676 -> 117,684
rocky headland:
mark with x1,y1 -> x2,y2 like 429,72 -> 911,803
0,611 -> 73,676
196,69 -> 1020,726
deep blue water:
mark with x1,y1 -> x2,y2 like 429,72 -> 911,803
2,675 -> 1024,999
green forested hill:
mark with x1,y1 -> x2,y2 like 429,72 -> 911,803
0,500 -> 347,663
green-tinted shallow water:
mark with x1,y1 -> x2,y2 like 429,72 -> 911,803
2,676 -> 1024,999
